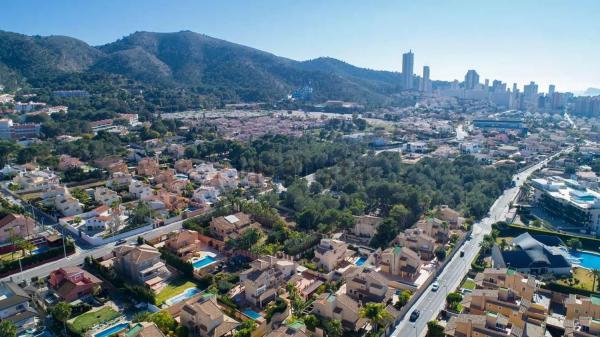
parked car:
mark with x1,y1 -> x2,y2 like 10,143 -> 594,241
115,239 -> 127,245
409,310 -> 421,322
432,281 -> 440,292
460,250 -> 465,257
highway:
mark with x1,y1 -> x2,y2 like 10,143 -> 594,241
390,148 -> 572,337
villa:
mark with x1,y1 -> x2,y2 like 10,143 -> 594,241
94,187 -> 121,206
57,154 -> 83,171
180,295 -> 239,337
314,238 -> 349,272
48,266 -> 102,302
344,267 -> 392,303
0,214 -> 36,243
137,157 -> 161,177
474,268 -> 537,302
415,216 -> 449,242
0,281 -> 38,333
54,192 -> 84,216
110,244 -> 171,292
12,168 -> 59,192
379,246 -> 423,280
312,293 -> 367,331
565,294 -> 600,320
393,228 -> 436,260
265,325 -> 309,337
165,229 -> 203,258
209,212 -> 257,241
240,256 -> 296,307
351,215 -> 383,238
174,159 -> 193,174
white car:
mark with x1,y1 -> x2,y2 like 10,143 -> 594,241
431,281 -> 440,292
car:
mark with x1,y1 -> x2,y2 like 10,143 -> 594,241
431,281 -> 440,292
409,310 -> 421,322
115,239 -> 127,245
459,250 -> 465,257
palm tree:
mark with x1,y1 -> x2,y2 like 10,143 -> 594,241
324,319 -> 343,337
359,302 -> 392,333
588,269 -> 600,291
0,320 -> 17,337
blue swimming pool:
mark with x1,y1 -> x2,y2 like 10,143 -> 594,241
193,256 -> 217,269
570,250 -> 600,269
94,323 -> 129,337
165,287 -> 201,306
242,308 -> 262,320
355,257 -> 366,266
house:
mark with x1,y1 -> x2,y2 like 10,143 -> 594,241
108,161 -> 129,175
240,172 -> 266,188
111,244 -> 171,292
351,215 -> 382,238
379,246 -> 423,280
474,268 -> 537,302
0,214 -> 36,243
314,238 -> 348,272
209,212 -> 255,241
108,172 -> 132,189
435,205 -> 464,229
48,266 -> 102,302
12,168 -> 59,192
491,233 -> 571,276
94,187 -> 121,206
444,313 -> 529,337
156,169 -> 176,187
119,321 -> 166,337
565,294 -> 600,320
175,159 -> 193,174
415,217 -> 449,243
57,155 -> 83,171
192,186 -> 220,207
265,325 -> 309,337
393,228 -> 436,260
565,317 -> 600,337
0,281 -> 37,332
345,267 -> 392,303
130,179 -> 153,199
165,229 -> 203,258
137,157 -> 160,177
240,256 -> 296,307
54,193 -> 84,217
312,293 -> 366,331
180,295 -> 239,337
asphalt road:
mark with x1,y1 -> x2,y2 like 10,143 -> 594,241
1,217 -> 188,283
390,148 -> 571,337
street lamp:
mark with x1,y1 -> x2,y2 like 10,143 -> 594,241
413,323 -> 418,337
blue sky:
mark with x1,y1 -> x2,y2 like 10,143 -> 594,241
2,0 -> 599,92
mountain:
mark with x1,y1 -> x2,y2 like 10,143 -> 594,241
0,30 -> 403,105
583,88 -> 600,97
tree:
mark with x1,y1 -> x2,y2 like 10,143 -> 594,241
426,320 -> 445,337
150,311 -> 177,335
446,292 -> 463,312
303,314 -> 319,331
359,302 -> 392,332
588,269 -> 600,291
233,320 -> 256,337
434,247 -> 446,261
566,238 -> 582,251
395,290 -> 411,309
390,204 -> 410,228
137,236 -> 145,245
0,320 -> 17,337
17,239 -> 35,256
323,319 -> 343,337
52,301 -> 72,334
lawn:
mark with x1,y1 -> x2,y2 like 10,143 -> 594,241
69,307 -> 120,334
155,277 -> 198,305
495,236 -> 514,246
461,279 -> 476,290
557,267 -> 597,292
0,250 -> 25,262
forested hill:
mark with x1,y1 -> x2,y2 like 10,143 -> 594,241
0,29 -> 410,105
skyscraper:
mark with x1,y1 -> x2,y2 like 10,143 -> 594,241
420,65 -> 431,93
548,84 -> 555,96
402,50 -> 414,90
464,70 -> 480,90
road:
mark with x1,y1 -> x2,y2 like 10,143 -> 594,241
1,217 -> 189,283
390,147 -> 572,337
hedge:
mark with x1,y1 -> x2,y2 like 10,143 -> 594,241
159,248 -> 194,278
0,241 -> 75,276
542,282 -> 598,297
504,224 -> 600,252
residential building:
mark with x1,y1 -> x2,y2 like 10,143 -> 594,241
12,168 -> 59,192
312,293 -> 367,331
0,281 -> 37,332
57,155 -> 83,171
402,50 -> 414,90
94,187 -> 121,206
351,215 -> 382,238
415,217 -> 449,242
137,157 -> 160,177
565,294 -> 600,320
119,322 -> 166,337
265,325 -> 309,337
435,205 -> 465,228
54,193 -> 84,217
192,186 -> 220,208
531,176 -> 600,234
165,229 -> 203,258
111,244 -> 171,291
174,159 -> 193,174
445,313 -> 529,337
379,246 -> 423,280
240,256 -> 296,307
180,295 -> 239,337
420,65 -> 432,93
108,171 -> 133,189
48,266 -> 102,302
474,268 -> 537,302
345,267 -> 391,303
314,238 -> 348,272
209,212 -> 255,241
393,228 -> 436,259
129,179 -> 153,199
0,214 -> 36,243
464,70 -> 480,90
240,172 -> 266,188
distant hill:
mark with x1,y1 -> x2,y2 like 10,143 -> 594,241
0,30 -> 407,105
583,88 -> 600,97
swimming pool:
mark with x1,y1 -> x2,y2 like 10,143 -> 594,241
192,256 -> 217,269
242,308 -> 262,320
164,287 -> 201,306
94,323 -> 129,337
355,257 -> 366,266
570,250 -> 600,269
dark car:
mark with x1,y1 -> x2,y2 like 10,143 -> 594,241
115,239 -> 127,245
460,250 -> 465,257
409,310 -> 421,322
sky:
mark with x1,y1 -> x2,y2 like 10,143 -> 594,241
1,0 -> 599,93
